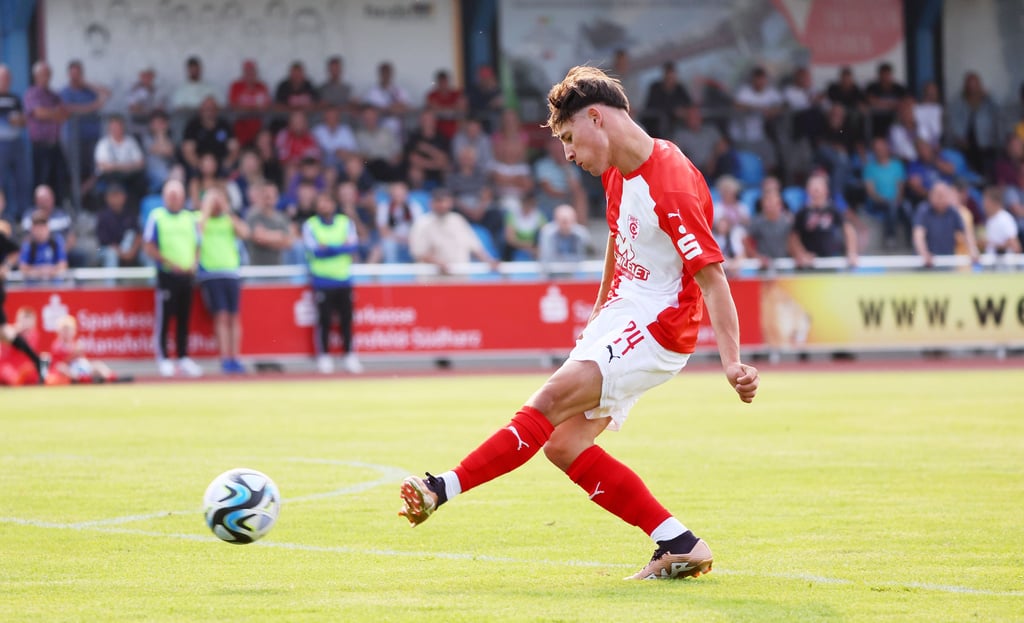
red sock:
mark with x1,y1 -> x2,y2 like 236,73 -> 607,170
453,406 -> 554,493
566,445 -> 671,535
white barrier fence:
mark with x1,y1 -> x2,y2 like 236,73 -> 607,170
7,254 -> 1024,286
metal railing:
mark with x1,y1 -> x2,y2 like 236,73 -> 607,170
6,254 -> 1022,288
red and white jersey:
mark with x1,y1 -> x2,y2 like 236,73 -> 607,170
601,139 -> 724,353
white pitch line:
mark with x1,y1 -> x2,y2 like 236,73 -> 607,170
900,581 -> 1022,595
719,568 -> 852,585
0,517 -> 69,529
4,519 -> 1022,597
65,510 -> 195,529
8,460 -> 408,529
283,459 -> 408,503
2,458 -> 1022,598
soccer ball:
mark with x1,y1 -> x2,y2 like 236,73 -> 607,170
203,468 -> 281,544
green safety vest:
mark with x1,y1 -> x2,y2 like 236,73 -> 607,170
199,214 -> 240,272
153,207 -> 198,270
306,215 -> 353,281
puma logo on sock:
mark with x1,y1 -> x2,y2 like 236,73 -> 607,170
507,425 -> 529,451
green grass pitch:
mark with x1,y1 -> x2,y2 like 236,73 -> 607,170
1,368 -> 1022,622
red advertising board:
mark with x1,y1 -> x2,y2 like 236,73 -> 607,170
4,279 -> 763,359
772,0 -> 904,64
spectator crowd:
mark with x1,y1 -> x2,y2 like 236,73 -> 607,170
0,53 -> 1022,285
0,56 -> 594,283
655,59 -> 1024,267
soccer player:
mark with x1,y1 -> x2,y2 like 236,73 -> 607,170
0,229 -> 48,383
398,66 -> 759,580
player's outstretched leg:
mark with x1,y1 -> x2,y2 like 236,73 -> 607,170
399,406 -> 554,526
553,438 -> 713,580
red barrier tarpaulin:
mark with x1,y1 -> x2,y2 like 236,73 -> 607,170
5,279 -> 762,359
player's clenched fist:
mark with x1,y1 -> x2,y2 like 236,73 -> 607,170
726,362 -> 759,403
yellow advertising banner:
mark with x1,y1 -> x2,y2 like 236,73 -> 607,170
760,273 -> 1024,348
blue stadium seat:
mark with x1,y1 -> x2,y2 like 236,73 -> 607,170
833,192 -> 849,213
138,194 -> 163,228
939,148 -> 983,185
734,150 -> 765,188
782,186 -> 807,212
471,224 -> 500,260
740,188 -> 761,212
409,189 -> 431,211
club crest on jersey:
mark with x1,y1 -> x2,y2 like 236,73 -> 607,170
628,214 -> 640,240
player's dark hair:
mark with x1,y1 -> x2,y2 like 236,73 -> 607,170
545,65 -> 628,131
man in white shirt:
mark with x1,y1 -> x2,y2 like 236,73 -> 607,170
730,67 -> 782,170
782,66 -> 826,148
126,67 -> 166,136
362,61 -> 410,139
94,114 -> 145,207
170,56 -> 218,111
313,105 -> 358,170
981,186 -> 1021,255
408,187 -> 497,275
537,203 -> 592,275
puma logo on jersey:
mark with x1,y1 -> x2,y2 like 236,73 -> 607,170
506,425 -> 529,451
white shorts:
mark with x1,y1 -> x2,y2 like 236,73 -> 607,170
69,357 -> 93,379
569,299 -> 690,431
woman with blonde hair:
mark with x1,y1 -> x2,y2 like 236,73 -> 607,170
714,175 -> 751,224
197,187 -> 250,374
49,315 -> 115,383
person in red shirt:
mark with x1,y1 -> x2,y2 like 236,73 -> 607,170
425,69 -> 465,141
227,60 -> 271,146
1,231 -> 48,384
275,110 -> 320,180
49,314 -> 114,383
0,307 -> 43,386
398,66 -> 759,581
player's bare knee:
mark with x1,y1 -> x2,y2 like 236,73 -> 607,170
543,426 -> 589,472
542,438 -> 576,472
526,388 -> 564,426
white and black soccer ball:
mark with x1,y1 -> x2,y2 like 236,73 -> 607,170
203,468 -> 281,544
